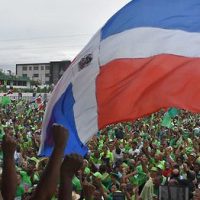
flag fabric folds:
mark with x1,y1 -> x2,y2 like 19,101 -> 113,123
39,0 -> 200,156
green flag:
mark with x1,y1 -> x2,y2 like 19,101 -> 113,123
0,96 -> 11,106
168,108 -> 179,118
161,112 -> 173,128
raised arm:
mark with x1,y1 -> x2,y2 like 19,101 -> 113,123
59,154 -> 83,200
2,134 -> 17,200
31,124 -> 68,200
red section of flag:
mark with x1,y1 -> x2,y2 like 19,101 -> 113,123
96,54 -> 200,129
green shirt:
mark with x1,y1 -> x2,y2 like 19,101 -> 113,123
16,184 -> 25,197
20,171 -> 31,186
140,178 -> 154,200
72,176 -> 82,191
84,167 -> 91,175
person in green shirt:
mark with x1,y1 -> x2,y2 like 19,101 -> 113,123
72,176 -> 82,193
19,170 -> 32,193
90,151 -> 102,169
82,159 -> 91,176
140,167 -> 161,200
16,173 -> 25,199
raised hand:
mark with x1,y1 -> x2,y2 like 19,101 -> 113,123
59,154 -> 83,200
1,134 -> 17,200
31,124 -> 69,200
52,123 -> 69,150
61,154 -> 83,178
2,134 -> 17,157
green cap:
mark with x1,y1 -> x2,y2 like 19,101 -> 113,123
93,172 -> 103,180
150,167 -> 158,172
157,164 -> 165,170
186,147 -> 194,155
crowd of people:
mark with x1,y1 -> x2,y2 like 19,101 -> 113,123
1,96 -> 200,199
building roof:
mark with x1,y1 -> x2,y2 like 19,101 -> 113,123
16,63 -> 50,66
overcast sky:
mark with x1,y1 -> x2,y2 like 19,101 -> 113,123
0,0 -> 130,72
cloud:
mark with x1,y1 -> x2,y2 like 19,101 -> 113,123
0,0 -> 130,71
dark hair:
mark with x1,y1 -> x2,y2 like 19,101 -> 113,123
99,164 -> 107,173
173,164 -> 180,169
116,148 -> 121,155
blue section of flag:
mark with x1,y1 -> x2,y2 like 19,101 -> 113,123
101,0 -> 200,40
40,83 -> 88,157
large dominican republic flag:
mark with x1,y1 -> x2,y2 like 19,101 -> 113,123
39,0 -> 200,156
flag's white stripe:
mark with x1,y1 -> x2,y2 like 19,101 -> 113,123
100,27 -> 200,65
72,32 -> 100,143
72,66 -> 99,143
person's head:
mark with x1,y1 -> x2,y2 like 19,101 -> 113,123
162,140 -> 168,148
126,183 -> 134,194
152,175 -> 162,187
165,146 -> 173,155
150,149 -> 156,157
123,152 -> 129,160
173,163 -> 180,170
194,163 -> 200,173
176,157 -> 183,165
188,152 -> 197,163
187,170 -> 196,182
155,153 -> 162,162
150,167 -> 158,179
111,184 -> 117,193
141,155 -> 148,163
110,173 -> 118,182
82,159 -> 89,168
17,173 -> 21,185
194,189 -> 200,200
171,168 -> 180,179
115,147 -> 121,155
102,146 -> 107,153
120,183 -> 127,193
137,136 -> 142,143
94,151 -> 100,159
99,164 -> 107,174
131,141 -> 137,150
27,159 -> 36,174
165,161 -> 170,168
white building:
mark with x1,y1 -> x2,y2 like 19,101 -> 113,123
16,63 -> 50,85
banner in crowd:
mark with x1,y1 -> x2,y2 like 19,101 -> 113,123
39,0 -> 200,156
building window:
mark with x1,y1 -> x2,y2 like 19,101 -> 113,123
18,81 -> 22,86
22,74 -> 27,77
45,74 -> 50,77
45,65 -> 50,70
33,74 -> 39,77
22,66 -> 27,71
41,66 -> 44,70
29,66 -> 32,70
34,66 -> 39,70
